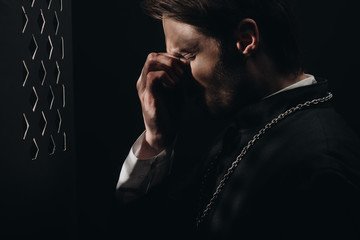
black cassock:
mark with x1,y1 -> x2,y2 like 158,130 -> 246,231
118,78 -> 360,240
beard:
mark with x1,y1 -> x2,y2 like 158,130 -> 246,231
193,43 -> 260,118
203,60 -> 244,116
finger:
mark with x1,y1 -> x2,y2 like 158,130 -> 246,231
136,71 -> 146,92
146,62 -> 180,86
144,53 -> 187,83
138,65 -> 175,93
138,52 -> 189,94
161,53 -> 192,83
145,70 -> 178,91
162,52 -> 189,70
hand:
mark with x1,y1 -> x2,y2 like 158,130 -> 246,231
136,52 -> 188,158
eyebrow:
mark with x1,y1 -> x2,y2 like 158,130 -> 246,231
180,45 -> 199,53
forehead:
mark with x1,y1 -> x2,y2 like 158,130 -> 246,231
162,17 -> 203,53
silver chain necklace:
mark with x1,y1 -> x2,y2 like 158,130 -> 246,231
196,92 -> 333,226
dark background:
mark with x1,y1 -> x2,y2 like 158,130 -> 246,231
1,0 -> 358,239
75,0 -> 360,239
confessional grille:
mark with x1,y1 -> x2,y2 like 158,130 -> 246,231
21,0 -> 67,160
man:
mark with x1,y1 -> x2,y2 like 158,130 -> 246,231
116,0 -> 360,239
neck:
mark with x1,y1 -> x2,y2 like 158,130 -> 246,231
246,52 -> 306,98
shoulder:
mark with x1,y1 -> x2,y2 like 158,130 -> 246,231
279,106 -> 360,185
252,105 -> 360,179
275,106 -> 360,156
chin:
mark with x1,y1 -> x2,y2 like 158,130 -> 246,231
203,100 -> 237,119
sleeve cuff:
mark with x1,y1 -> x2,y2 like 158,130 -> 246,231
116,131 -> 174,196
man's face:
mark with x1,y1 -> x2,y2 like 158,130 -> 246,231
163,18 -> 251,116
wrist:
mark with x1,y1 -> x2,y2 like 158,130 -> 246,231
137,132 -> 165,159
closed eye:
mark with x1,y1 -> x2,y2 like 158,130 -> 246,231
173,52 -> 196,61
184,54 -> 196,61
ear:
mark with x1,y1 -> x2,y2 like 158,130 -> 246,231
235,18 -> 259,56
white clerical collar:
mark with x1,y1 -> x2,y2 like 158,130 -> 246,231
265,74 -> 317,99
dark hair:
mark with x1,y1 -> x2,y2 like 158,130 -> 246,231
141,0 -> 303,75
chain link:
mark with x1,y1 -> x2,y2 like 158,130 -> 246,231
196,92 -> 333,226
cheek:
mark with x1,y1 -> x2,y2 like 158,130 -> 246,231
190,58 -> 218,88
189,38 -> 221,88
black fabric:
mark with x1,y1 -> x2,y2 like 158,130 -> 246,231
117,78 -> 360,240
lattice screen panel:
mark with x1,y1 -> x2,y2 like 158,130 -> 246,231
0,0 -> 76,238
21,0 -> 68,160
